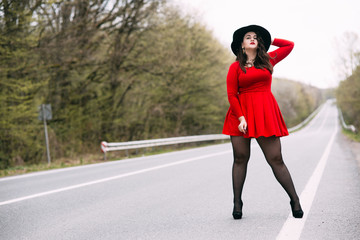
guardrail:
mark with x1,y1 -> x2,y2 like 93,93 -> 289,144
338,107 -> 356,133
101,134 -> 229,159
100,102 -> 326,159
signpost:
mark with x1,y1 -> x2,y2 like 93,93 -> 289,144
38,104 -> 52,164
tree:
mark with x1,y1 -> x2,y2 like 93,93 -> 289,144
0,0 -> 44,167
335,32 -> 360,133
336,65 -> 360,131
334,32 -> 360,80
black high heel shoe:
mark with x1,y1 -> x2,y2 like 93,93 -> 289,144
232,200 -> 243,219
290,200 -> 304,218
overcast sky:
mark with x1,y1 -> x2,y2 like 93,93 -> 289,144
171,0 -> 360,89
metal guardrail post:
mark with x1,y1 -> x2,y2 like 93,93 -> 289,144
101,141 -> 107,160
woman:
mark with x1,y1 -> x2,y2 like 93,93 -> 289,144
222,25 -> 303,219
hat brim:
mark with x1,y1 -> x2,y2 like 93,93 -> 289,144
231,25 -> 271,56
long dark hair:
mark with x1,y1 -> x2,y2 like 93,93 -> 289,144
236,33 -> 273,74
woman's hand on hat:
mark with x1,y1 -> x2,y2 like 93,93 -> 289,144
238,116 -> 247,134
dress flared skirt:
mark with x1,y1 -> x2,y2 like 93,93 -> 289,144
222,92 -> 289,138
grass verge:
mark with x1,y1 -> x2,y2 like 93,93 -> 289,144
342,128 -> 360,142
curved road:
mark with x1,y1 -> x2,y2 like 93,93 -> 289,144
0,100 -> 359,240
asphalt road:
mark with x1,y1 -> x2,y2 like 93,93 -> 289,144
0,100 -> 359,240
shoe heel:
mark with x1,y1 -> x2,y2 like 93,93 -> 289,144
232,200 -> 243,220
232,210 -> 242,219
290,200 -> 304,218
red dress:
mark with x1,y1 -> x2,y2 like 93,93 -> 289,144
222,38 -> 294,138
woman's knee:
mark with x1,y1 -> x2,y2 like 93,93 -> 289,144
267,154 -> 284,166
233,152 -> 250,165
230,136 -> 251,165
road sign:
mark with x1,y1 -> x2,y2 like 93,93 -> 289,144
38,104 -> 52,121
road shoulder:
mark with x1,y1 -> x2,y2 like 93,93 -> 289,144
341,132 -> 360,170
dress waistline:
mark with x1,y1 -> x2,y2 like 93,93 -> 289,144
238,89 -> 271,95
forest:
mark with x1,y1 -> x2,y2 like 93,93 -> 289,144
0,0 -> 327,169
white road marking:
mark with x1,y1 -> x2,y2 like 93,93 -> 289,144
0,150 -> 231,206
276,118 -> 338,240
316,106 -> 330,134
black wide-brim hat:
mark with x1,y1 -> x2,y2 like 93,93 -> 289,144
231,25 -> 271,56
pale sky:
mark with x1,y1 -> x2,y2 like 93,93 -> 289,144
172,0 -> 360,89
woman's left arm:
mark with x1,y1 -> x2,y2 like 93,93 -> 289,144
269,38 -> 294,66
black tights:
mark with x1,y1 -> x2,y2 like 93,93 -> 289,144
231,136 -> 301,212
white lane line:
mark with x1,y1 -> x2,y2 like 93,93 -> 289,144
276,118 -> 338,240
316,106 -> 330,134
0,150 -> 231,206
